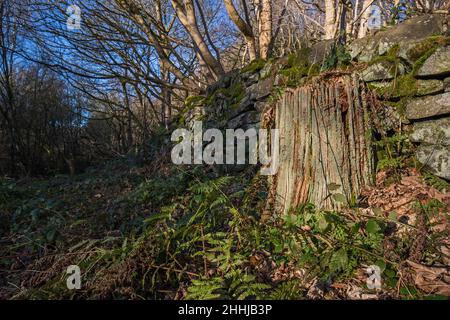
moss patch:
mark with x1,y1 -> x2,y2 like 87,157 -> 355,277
241,58 -> 266,74
391,75 -> 418,98
407,36 -> 450,63
408,36 -> 450,75
369,44 -> 400,66
278,48 -> 319,87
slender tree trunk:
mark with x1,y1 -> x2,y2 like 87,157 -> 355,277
324,0 -> 337,39
259,0 -> 272,59
338,1 -> 348,45
357,0 -> 373,38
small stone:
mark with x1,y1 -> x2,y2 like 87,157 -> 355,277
417,45 -> 450,78
227,111 -> 260,130
416,144 -> 450,180
259,62 -> 273,79
247,77 -> 273,101
444,77 -> 450,92
410,117 -> 450,146
416,79 -> 444,96
405,92 -> 450,120
361,61 -> 404,82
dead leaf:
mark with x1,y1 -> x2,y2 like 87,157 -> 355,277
407,260 -> 450,296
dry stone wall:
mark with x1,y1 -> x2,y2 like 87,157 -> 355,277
187,13 -> 450,210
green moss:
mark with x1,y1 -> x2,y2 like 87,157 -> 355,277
385,99 -> 409,117
205,82 -> 245,109
394,74 -> 418,97
369,44 -> 400,66
308,63 -> 321,77
407,36 -> 450,75
411,47 -> 437,75
241,58 -> 266,74
407,36 -> 450,62
177,95 -> 207,125
278,48 -> 315,87
280,65 -> 308,87
286,47 -> 311,68
321,44 -> 352,71
369,74 -> 416,116
185,95 -> 206,110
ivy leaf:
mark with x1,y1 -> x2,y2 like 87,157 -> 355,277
366,219 -> 381,235
330,248 -> 348,271
333,193 -> 347,203
30,208 -> 41,223
388,212 -> 398,221
372,207 -> 384,216
375,259 -> 386,273
317,215 -> 329,231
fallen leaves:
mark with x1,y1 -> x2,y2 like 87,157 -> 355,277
362,168 -> 450,218
406,260 -> 450,296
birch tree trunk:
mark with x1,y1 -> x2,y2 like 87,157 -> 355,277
258,0 -> 272,59
273,74 -> 379,212
324,0 -> 337,39
357,0 -> 374,39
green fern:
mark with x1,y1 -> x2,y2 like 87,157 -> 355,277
268,280 -> 303,300
423,172 -> 449,192
185,277 -> 223,300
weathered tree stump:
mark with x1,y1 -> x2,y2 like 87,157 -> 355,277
274,74 -> 379,212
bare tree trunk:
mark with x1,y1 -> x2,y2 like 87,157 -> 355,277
162,72 -> 172,129
224,0 -> 258,61
273,74 -> 378,212
259,0 -> 273,59
324,0 -> 337,39
357,0 -> 374,38
338,1 -> 348,45
65,158 -> 76,176
171,0 -> 224,79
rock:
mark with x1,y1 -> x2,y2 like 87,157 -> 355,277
350,14 -> 447,63
416,144 -> 450,180
405,92 -> 450,120
308,40 -> 334,64
410,117 -> 450,146
398,40 -> 425,65
369,79 -> 443,98
361,61 -> 404,82
348,38 -> 373,62
417,45 -> 450,78
368,81 -> 399,99
254,101 -> 267,113
444,77 -> 450,92
259,62 -> 273,79
207,70 -> 238,95
227,111 -> 260,130
247,76 -> 273,101
369,81 -> 391,90
416,79 -> 444,96
229,94 -> 253,118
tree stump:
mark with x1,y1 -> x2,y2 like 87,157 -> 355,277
274,74 -> 379,212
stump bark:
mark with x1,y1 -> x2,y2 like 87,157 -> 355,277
274,74 -> 379,212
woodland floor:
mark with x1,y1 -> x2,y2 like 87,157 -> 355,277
0,157 -> 449,300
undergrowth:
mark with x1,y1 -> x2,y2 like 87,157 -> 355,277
2,156 -> 447,300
